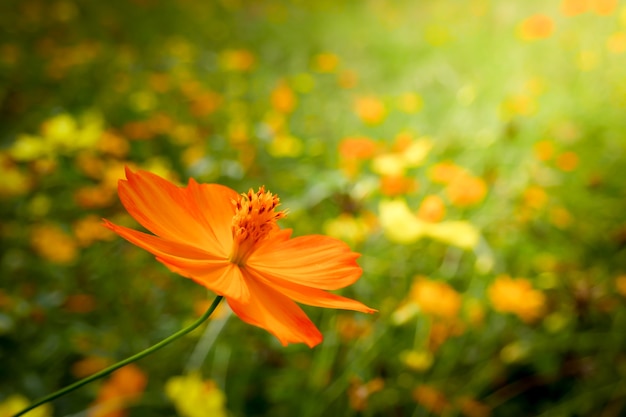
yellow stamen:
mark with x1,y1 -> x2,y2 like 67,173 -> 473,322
230,186 -> 286,265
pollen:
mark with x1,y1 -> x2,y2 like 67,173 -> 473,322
230,186 -> 286,265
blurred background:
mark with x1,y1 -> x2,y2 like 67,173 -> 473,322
1,0 -> 626,416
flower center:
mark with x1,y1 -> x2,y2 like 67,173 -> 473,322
229,186 -> 286,266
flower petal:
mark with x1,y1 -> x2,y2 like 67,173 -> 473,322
103,219 -> 217,260
159,258 -> 249,302
379,199 -> 430,244
103,220 -> 249,301
246,235 -> 362,290
118,168 -> 234,256
227,276 -> 323,347
185,178 -> 239,254
245,267 -> 376,313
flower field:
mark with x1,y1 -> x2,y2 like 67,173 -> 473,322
2,0 -> 626,416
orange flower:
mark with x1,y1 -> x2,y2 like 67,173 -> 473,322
379,175 -> 418,196
354,96 -> 386,125
445,174 -> 487,207
533,140 -> 555,161
556,151 -> 579,171
104,168 -> 375,347
338,136 -> 378,159
417,195 -> 446,223
190,91 -> 222,117
428,161 -> 465,184
456,396 -> 491,417
561,0 -> 588,16
591,0 -> 618,15
270,80 -> 297,114
488,275 -> 546,323
219,49 -> 256,71
64,293 -> 97,313
518,14 -> 554,41
312,52 -> 340,73
31,223 -> 78,264
338,70 -> 358,89
616,275 -> 626,297
607,31 -> 626,54
72,356 -> 112,379
89,364 -> 147,417
410,277 -> 461,319
413,385 -> 450,415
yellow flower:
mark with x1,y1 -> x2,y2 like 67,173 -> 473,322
397,93 -> 423,113
43,112 -> 103,151
500,94 -> 537,118
427,221 -> 480,250
372,153 -> 406,177
10,112 -> 102,161
371,136 -> 432,177
165,373 -> 227,417
400,349 -> 433,372
0,155 -> 31,196
607,31 -> 626,54
9,134 -> 52,161
323,214 -> 373,244
267,134 -> 304,158
401,137 -> 433,167
488,275 -> 546,322
0,395 -> 52,417
379,199 -> 479,249
464,298 -> 486,327
379,199 -> 430,244
312,52 -> 340,73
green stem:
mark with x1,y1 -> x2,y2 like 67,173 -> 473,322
14,295 -> 224,417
